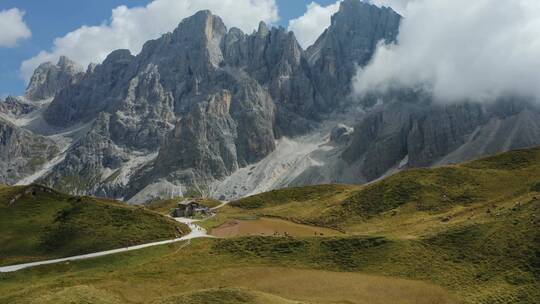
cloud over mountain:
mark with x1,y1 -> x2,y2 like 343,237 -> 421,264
288,1 -> 409,50
21,0 -> 279,80
0,8 -> 31,48
288,1 -> 342,49
354,0 -> 540,102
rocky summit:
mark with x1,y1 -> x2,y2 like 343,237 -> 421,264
1,0 -> 540,202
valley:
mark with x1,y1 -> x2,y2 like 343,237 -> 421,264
1,1 -> 539,303
0,146 -> 538,303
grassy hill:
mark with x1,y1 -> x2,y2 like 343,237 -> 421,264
218,146 -> 540,302
230,147 -> 540,235
0,185 -> 189,266
1,147 -> 539,304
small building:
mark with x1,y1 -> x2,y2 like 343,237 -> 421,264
172,199 -> 211,218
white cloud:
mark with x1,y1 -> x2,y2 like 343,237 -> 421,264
354,0 -> 540,102
21,0 -> 279,80
0,8 -> 31,47
287,1 -> 409,50
288,1 -> 341,49
370,0 -> 410,14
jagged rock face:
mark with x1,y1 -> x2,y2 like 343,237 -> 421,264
0,118 -> 59,184
44,50 -> 136,128
223,22 -> 323,135
406,102 -> 486,167
154,90 -> 240,183
15,2 -> 540,202
130,81 -> 276,193
0,96 -> 39,117
330,124 -> 354,145
41,113 -> 129,196
306,0 -> 401,106
25,56 -> 84,101
108,64 -> 176,150
343,95 -> 540,181
40,10 -> 323,196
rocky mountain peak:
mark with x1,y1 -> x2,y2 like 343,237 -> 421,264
306,0 -> 401,105
173,10 -> 227,43
25,55 -> 84,101
257,21 -> 270,37
57,55 -> 77,69
103,49 -> 134,65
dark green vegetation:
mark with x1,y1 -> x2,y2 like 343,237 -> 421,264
1,147 -> 540,304
0,185 -> 188,266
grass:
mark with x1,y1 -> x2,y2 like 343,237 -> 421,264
211,196 -> 540,302
228,146 -> 540,233
210,217 -> 343,238
0,238 -> 455,304
152,288 -> 304,304
0,185 -> 189,266
1,147 -> 540,303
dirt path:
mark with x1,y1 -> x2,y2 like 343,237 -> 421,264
0,217 -> 210,273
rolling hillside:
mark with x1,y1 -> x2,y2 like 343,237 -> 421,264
0,185 -> 188,266
0,147 -> 539,304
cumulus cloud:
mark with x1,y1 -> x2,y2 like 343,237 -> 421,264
354,0 -> 540,102
370,0 -> 410,14
21,0 -> 279,80
288,1 -> 342,49
288,1 -> 409,49
0,8 -> 31,47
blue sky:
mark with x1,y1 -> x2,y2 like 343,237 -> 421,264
0,0 -> 338,97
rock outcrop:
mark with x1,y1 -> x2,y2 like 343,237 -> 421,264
0,96 -> 39,117
5,0 -> 540,202
306,0 -> 401,106
40,113 -> 129,196
25,56 -> 84,101
343,95 -> 540,180
0,117 -> 59,184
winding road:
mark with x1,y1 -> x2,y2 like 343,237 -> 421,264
0,217 -> 211,273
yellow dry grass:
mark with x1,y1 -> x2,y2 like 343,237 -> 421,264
210,217 -> 343,238
228,267 -> 456,304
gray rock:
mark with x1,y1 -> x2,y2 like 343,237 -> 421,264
11,3 -> 540,202
306,0 -> 401,107
40,112 -> 130,196
26,56 -> 84,101
0,117 -> 60,184
330,124 -> 354,144
0,96 -> 39,117
343,93 -> 540,181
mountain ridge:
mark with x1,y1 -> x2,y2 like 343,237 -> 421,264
2,0 -> 540,202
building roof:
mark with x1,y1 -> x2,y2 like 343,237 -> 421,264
178,200 -> 198,206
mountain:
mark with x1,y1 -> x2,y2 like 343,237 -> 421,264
343,94 -> 540,181
306,0 -> 401,104
2,0 -> 540,202
26,56 -> 84,101
0,116 -> 59,184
